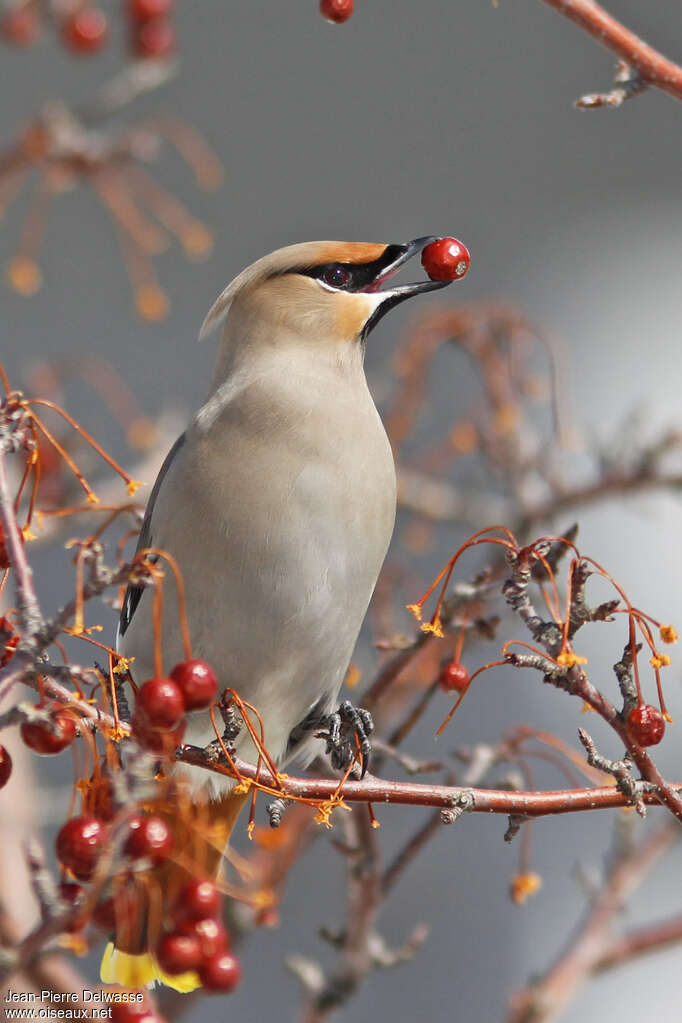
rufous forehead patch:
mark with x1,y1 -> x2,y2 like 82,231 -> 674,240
310,242 -> 388,266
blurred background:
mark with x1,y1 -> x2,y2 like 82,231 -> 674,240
1,2 -> 682,1021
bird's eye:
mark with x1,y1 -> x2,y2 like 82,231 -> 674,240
322,265 -> 350,289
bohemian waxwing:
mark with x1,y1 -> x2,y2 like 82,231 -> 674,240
102,237 -> 455,989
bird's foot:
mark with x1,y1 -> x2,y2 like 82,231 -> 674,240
318,700 -> 374,778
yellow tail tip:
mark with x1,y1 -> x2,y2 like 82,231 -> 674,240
100,942 -> 201,993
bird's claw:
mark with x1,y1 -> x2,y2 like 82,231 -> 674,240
321,700 -> 374,778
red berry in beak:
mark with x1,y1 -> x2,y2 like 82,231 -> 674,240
320,0 -> 354,24
626,704 -> 666,747
421,238 -> 471,282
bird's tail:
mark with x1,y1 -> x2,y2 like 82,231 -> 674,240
100,943 -> 201,992
99,788 -> 249,991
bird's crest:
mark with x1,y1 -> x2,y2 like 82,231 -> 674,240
198,241 -> 388,340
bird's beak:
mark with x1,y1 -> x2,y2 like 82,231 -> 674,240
360,237 -> 452,339
364,236 -> 451,297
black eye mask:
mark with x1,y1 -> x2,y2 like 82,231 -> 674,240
294,244 -> 407,292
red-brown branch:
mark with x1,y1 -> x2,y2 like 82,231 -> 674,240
0,448 -> 42,634
540,0 -> 682,102
595,913 -> 682,973
178,748 -> 681,819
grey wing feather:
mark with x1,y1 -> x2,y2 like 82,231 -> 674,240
118,432 -> 186,638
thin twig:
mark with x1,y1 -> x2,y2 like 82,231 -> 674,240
539,0 -> 682,104
508,820 -> 679,1022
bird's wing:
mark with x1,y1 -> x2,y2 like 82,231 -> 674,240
118,432 -> 186,641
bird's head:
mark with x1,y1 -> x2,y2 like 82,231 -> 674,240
200,238 -> 455,361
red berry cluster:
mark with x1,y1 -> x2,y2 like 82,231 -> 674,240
56,810 -> 175,882
132,659 -> 218,753
155,880 -> 241,992
0,0 -> 176,59
320,0 -> 354,24
421,237 -> 471,282
626,704 -> 666,747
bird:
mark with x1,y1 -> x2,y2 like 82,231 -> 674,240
101,237 -> 455,990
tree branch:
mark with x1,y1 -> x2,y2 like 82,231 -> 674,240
540,0 -> 682,104
177,747 -> 682,819
508,820 -> 678,1022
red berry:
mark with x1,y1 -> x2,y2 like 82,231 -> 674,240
181,917 -> 229,959
172,880 -> 221,924
439,661 -> 470,692
421,237 -> 471,282
127,0 -> 173,20
62,8 -> 108,54
125,814 -> 173,864
0,523 -> 23,571
0,7 -> 40,47
56,816 -> 107,881
156,931 -> 202,975
133,17 -> 175,59
0,616 -> 18,668
0,744 -> 12,788
135,677 -> 185,730
320,0 -> 354,24
132,715 -> 186,755
169,659 -> 218,711
626,704 -> 666,747
110,1005 -> 157,1023
199,951 -> 242,992
21,703 -> 77,755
